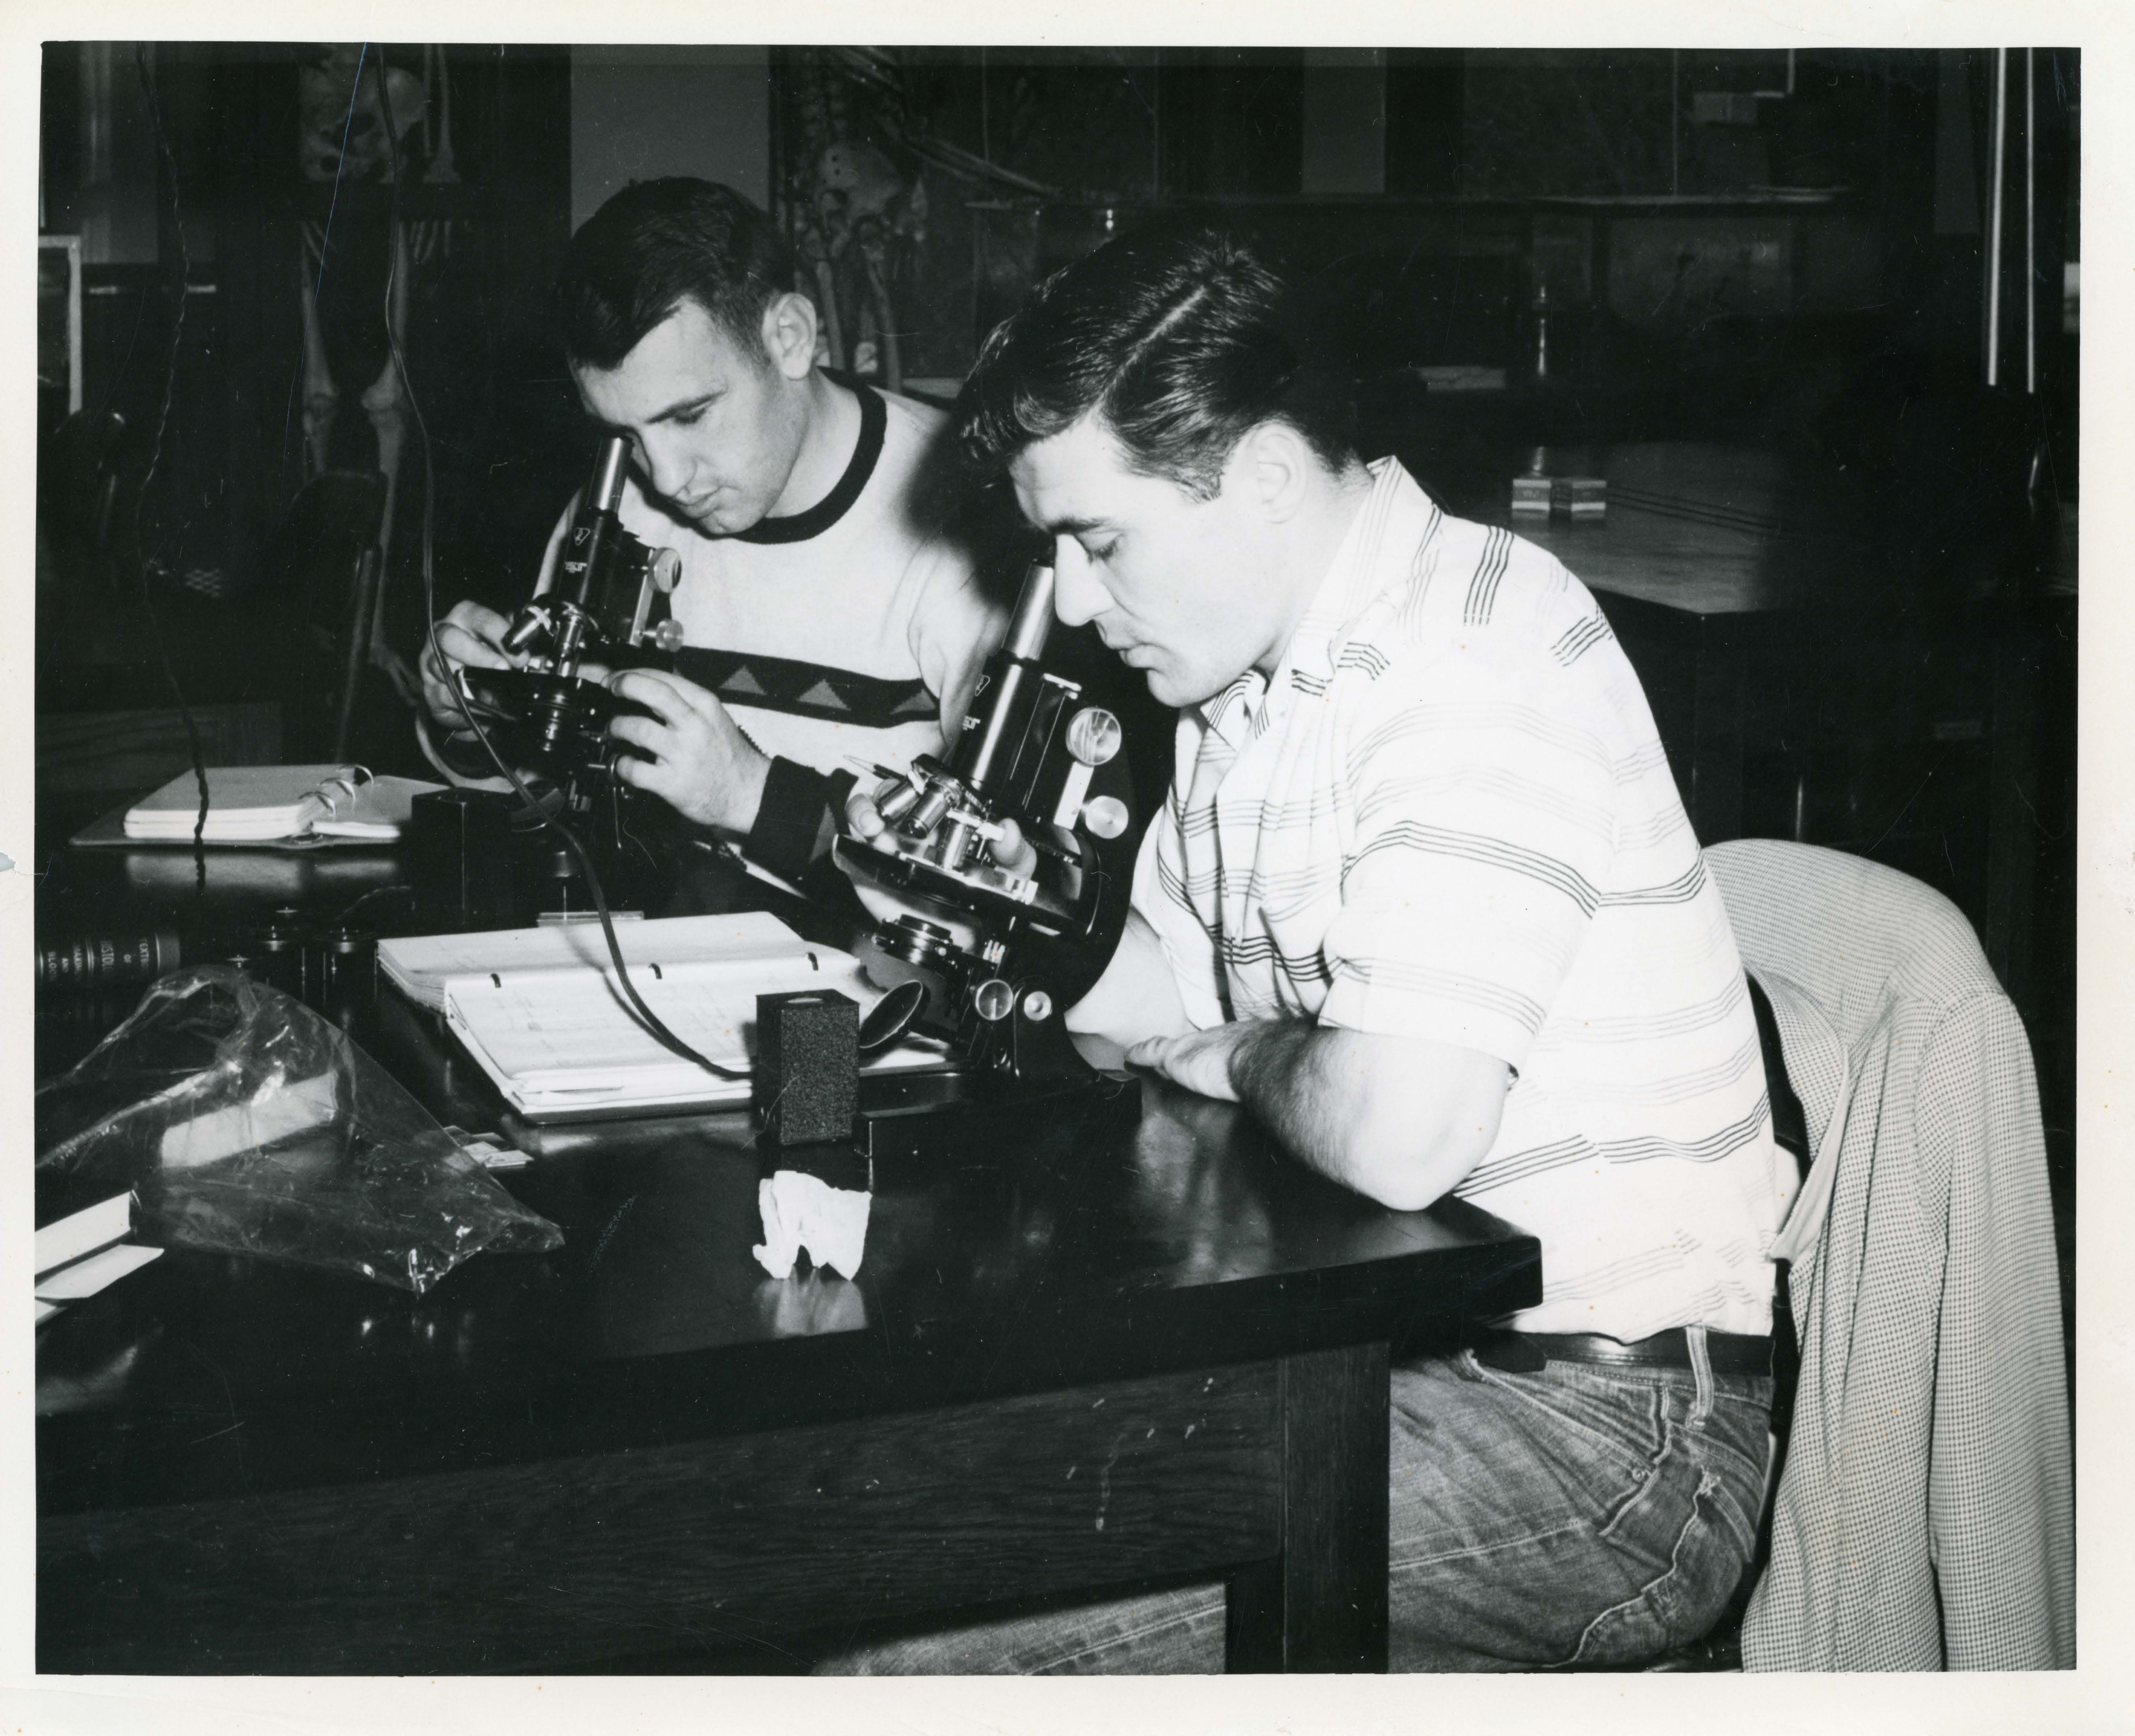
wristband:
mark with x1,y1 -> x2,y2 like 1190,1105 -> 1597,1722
742,757 -> 857,886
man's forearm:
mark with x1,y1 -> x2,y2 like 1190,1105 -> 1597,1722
1226,1018 -> 1385,1196
1174,1017 -> 1507,1213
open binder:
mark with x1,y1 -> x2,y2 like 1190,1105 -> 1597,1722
379,914 -> 952,1122
74,765 -> 445,849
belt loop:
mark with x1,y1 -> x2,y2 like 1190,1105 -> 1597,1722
1685,1325 -> 1714,1427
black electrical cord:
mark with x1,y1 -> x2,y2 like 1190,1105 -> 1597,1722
132,47 -> 212,877
322,881 -> 416,930
371,54 -> 740,1082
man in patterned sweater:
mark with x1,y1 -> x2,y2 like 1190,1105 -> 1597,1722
833,225 -> 1796,1672
420,178 -> 1007,895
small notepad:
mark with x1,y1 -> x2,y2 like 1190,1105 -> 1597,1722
123,766 -> 442,844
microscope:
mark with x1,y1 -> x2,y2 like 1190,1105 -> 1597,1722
412,435 -> 686,926
414,450 -> 1138,1103
834,558 -> 1135,1092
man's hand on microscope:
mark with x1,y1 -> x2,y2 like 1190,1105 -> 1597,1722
843,783 -> 1042,877
421,599 -> 613,728
605,668 -> 771,835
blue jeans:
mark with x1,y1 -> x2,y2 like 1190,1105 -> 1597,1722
815,1334 -> 1772,1673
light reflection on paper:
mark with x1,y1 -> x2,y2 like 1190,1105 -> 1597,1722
754,1271 -> 868,1338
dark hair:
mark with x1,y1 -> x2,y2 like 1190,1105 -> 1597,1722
556,178 -> 798,371
957,223 -> 1358,500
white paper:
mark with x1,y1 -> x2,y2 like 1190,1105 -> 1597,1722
158,1071 -> 339,1170
445,954 -> 836,1088
34,1242 -> 164,1302
411,914 -> 951,1118
379,911 -> 805,1012
309,774 -> 447,838
34,1192 -> 133,1277
753,1171 -> 872,1281
123,766 -> 443,842
124,764 -> 354,839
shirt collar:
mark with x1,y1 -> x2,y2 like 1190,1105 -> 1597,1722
732,373 -> 885,544
1200,458 -> 1412,742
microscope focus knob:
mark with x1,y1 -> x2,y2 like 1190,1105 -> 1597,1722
1065,707 -> 1122,766
651,617 -> 687,654
1081,795 -> 1130,840
500,605 -> 552,657
648,548 -> 682,593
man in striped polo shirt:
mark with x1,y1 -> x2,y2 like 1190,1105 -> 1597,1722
832,225 -> 1795,1673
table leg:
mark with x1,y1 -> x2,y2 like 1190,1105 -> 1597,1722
1224,1340 -> 1391,1673
1688,618 -> 1746,845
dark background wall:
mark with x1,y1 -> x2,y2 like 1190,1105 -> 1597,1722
572,47 -> 771,228
37,44 -> 2078,587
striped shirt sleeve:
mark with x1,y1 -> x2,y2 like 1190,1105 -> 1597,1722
1316,647 -> 1620,1070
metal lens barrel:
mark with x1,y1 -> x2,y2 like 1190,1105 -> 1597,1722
952,560 -> 1064,804
36,928 -> 183,995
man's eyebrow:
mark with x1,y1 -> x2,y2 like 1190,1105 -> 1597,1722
638,391 -> 719,426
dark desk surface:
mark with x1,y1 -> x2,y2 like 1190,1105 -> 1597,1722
1499,442 -> 1862,614
38,1041 -> 1539,1516
36,840 -> 1540,1672
1403,437 -> 2068,620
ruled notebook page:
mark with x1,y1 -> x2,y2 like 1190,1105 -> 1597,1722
379,911 -> 807,1013
440,948 -> 947,1112
443,952 -> 843,1094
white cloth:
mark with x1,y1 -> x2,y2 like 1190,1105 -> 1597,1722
753,1169 -> 871,1282
1706,839 -> 2074,1670
1134,459 -> 1788,1339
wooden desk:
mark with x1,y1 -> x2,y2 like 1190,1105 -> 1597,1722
35,849 -> 1541,1675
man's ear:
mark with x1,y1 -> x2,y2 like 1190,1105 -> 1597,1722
1239,420 -> 1313,523
760,292 -> 819,381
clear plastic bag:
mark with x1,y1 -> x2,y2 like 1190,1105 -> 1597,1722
35,966 -> 562,1294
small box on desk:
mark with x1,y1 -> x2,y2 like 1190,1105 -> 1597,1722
1510,446 -> 1606,520
1552,476 -> 1607,516
1510,474 -> 1554,515
408,788 -> 519,932
756,1137 -> 871,1196
754,989 -> 859,1146
1511,474 -> 1607,518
